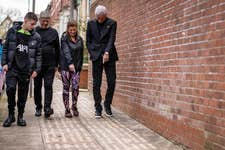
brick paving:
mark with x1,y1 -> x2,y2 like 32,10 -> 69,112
0,78 -> 183,150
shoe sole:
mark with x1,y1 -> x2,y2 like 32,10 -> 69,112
105,114 -> 113,117
17,123 -> 27,126
35,114 -> 41,117
65,116 -> 73,118
95,115 -> 102,119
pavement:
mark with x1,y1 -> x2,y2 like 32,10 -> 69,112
0,78 -> 183,150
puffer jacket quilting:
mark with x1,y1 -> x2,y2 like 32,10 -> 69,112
2,25 -> 42,74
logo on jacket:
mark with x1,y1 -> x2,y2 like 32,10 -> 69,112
16,44 -> 29,53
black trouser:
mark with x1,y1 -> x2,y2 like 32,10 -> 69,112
6,70 -> 30,114
34,66 -> 55,111
92,57 -> 116,111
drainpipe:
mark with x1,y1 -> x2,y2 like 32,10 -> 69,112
30,0 -> 35,97
70,0 -> 79,21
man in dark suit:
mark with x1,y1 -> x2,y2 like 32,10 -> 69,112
86,5 -> 118,118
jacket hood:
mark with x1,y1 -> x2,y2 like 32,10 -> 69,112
12,23 -> 36,35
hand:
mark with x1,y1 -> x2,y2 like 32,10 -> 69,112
103,52 -> 109,64
69,64 -> 75,72
31,71 -> 37,78
3,65 -> 8,72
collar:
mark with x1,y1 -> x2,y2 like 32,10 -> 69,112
17,28 -> 31,35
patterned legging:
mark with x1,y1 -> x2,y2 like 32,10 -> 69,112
61,70 -> 80,110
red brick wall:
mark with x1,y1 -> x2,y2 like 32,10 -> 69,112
50,0 -> 70,25
88,0 -> 225,149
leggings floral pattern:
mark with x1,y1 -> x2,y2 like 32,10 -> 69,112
61,70 -> 80,110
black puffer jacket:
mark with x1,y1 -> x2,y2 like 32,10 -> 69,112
2,25 -> 42,74
60,32 -> 84,72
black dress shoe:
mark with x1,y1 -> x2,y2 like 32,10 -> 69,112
44,108 -> 54,118
3,114 -> 15,127
17,116 -> 27,126
35,109 -> 42,117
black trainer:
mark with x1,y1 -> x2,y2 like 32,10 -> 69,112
44,108 -> 54,118
95,110 -> 102,119
3,114 -> 16,127
105,106 -> 113,117
35,109 -> 42,117
72,107 -> 79,117
65,109 -> 73,118
17,114 -> 27,126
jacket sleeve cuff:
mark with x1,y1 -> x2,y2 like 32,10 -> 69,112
104,49 -> 110,53
34,69 -> 41,74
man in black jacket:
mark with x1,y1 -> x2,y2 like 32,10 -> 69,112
86,5 -> 118,118
34,11 -> 60,118
2,12 -> 41,127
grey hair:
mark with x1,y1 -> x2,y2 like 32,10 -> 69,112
40,11 -> 50,18
95,5 -> 107,16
